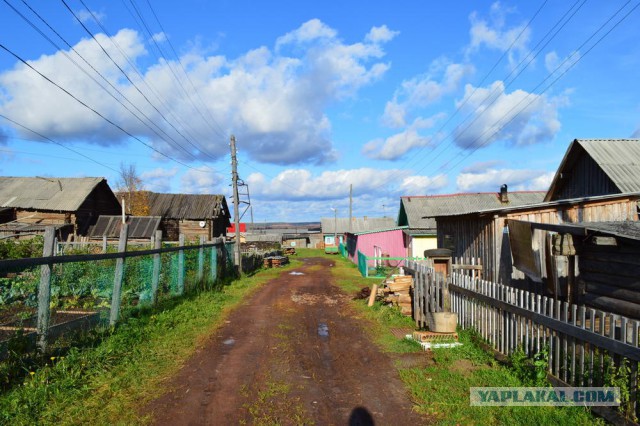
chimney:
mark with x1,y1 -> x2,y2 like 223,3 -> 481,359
499,184 -> 509,203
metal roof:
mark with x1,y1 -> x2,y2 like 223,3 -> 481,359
433,191 -> 640,218
89,215 -> 162,239
545,139 -> 640,201
524,220 -> 640,242
320,217 -> 395,234
0,177 -> 113,211
146,192 -> 229,220
399,192 -> 545,228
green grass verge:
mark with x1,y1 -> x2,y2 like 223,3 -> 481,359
316,248 -> 601,426
0,262 -> 300,425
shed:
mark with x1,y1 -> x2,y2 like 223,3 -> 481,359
146,192 -> 230,241
545,139 -> 640,201
510,220 -> 640,319
0,176 -> 121,236
321,216 -> 395,248
398,190 -> 545,258
434,192 -> 640,289
344,226 -> 409,268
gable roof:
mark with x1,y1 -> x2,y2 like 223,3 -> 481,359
398,191 -> 546,229
0,177 -> 117,211
545,139 -> 640,201
146,192 -> 229,220
320,217 -> 395,234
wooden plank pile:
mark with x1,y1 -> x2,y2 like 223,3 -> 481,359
263,255 -> 289,268
383,275 -> 413,316
283,247 -> 296,255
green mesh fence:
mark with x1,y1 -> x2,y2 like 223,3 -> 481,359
357,250 -> 368,277
0,240 -> 231,354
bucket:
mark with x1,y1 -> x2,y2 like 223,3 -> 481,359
427,312 -> 458,333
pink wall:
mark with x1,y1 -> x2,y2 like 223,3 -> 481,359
346,229 -> 408,265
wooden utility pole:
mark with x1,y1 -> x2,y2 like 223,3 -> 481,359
230,135 -> 242,274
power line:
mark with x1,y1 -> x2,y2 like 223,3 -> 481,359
59,0 -> 214,162
438,0 -> 640,176
6,0 -> 212,165
0,114 -> 120,173
0,41 -> 208,171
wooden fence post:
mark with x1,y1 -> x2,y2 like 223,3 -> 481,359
102,235 -> 107,253
151,230 -> 162,305
177,234 -> 185,295
109,224 -> 129,326
36,226 -> 56,353
197,236 -> 205,283
210,238 -> 218,282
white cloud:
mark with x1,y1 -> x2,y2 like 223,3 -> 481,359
151,32 -> 167,43
0,20 -> 395,166
180,169 -> 225,194
456,166 -> 554,192
75,9 -> 106,25
362,115 -> 442,160
544,50 -> 581,74
398,174 -> 448,194
467,2 -> 530,67
383,62 -> 472,127
246,167 -> 446,201
141,167 -> 178,192
454,81 -> 563,149
365,25 -> 400,43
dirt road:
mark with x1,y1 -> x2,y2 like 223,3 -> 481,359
146,256 -> 425,425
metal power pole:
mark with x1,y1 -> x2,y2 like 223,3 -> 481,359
230,135 -> 242,274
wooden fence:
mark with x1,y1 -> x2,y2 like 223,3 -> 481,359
0,225 -> 242,356
407,260 -> 640,422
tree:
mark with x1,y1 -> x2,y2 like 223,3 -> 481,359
116,163 -> 150,216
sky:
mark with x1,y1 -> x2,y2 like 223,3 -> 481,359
0,1 -> 639,223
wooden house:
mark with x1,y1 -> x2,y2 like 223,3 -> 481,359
146,192 -> 230,241
0,177 -> 121,239
397,190 -> 545,259
434,192 -> 639,289
511,220 -> 640,319
545,139 -> 640,201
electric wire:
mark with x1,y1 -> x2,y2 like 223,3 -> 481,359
6,0 -> 211,166
438,0 -> 640,176
59,0 -> 214,162
0,42 -> 208,171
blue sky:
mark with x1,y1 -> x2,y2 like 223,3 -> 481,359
0,1 -> 639,222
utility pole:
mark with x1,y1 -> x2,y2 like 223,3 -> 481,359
230,135 -> 242,274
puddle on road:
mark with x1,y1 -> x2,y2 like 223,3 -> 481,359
223,338 -> 235,345
289,271 -> 305,275
317,323 -> 329,338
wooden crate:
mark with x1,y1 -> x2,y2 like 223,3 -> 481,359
412,331 -> 458,343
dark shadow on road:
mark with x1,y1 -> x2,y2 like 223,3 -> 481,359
349,406 -> 375,426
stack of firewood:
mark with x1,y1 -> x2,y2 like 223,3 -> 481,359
263,255 -> 289,268
383,275 -> 413,316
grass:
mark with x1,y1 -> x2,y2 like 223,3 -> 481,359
318,248 -> 602,426
0,262 -> 297,425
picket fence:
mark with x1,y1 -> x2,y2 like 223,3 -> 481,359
407,259 -> 640,423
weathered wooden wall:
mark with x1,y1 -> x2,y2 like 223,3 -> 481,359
577,238 -> 640,319
437,197 -> 639,288
550,149 -> 619,201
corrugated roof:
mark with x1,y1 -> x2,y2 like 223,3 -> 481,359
545,139 -> 640,201
146,192 -> 229,220
320,217 -> 395,234
89,215 -> 162,239
400,192 -> 546,228
0,177 -> 111,211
